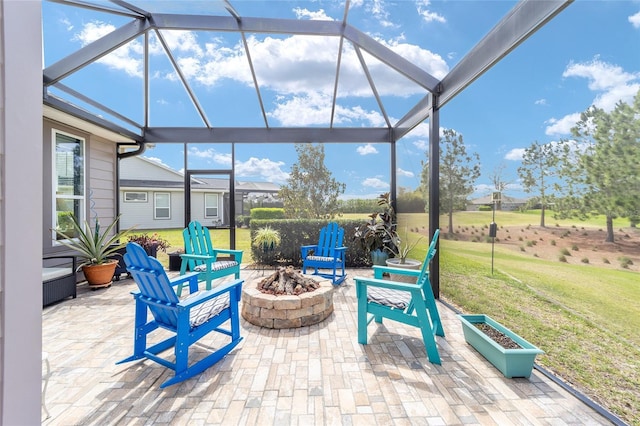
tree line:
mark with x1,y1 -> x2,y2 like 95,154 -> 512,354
277,89 -> 640,243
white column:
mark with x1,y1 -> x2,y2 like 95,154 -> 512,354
0,1 -> 43,424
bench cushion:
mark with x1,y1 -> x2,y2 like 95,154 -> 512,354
42,267 -> 73,282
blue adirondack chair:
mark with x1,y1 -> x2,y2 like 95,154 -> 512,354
117,242 -> 243,388
354,229 -> 443,364
178,221 -> 243,295
301,222 -> 347,285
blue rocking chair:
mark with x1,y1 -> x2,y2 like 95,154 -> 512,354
301,222 -> 347,285
354,229 -> 443,364
117,242 -> 243,388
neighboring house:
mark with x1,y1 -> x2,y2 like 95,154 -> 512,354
467,194 -> 529,211
119,156 -> 279,230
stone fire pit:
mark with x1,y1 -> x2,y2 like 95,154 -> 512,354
241,267 -> 334,329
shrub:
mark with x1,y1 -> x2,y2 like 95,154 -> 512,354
560,248 -> 571,256
603,258 -> 610,264
250,208 -> 285,220
581,257 -> 589,264
558,255 -> 567,262
619,257 -> 633,269
550,240 -> 556,246
526,240 -> 533,247
571,244 -> 579,251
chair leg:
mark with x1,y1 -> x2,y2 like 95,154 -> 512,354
412,291 -> 441,364
357,284 -> 369,345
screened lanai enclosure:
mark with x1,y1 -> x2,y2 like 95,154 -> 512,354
42,0 -> 573,295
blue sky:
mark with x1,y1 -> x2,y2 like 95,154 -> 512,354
43,1 -> 640,200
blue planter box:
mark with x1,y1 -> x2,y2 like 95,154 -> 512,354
459,314 -> 543,378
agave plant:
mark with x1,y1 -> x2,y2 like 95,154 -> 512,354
54,214 -> 136,267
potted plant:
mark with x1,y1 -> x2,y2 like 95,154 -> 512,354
354,192 -> 397,265
253,226 -> 281,264
458,314 -> 544,378
127,232 -> 170,258
54,214 -> 135,288
383,226 -> 423,282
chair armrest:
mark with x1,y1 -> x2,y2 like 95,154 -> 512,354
179,278 -> 243,309
372,265 -> 423,279
170,272 -> 200,293
301,245 -> 318,257
211,248 -> 243,264
354,276 -> 422,292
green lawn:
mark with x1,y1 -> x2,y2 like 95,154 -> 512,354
146,211 -> 639,424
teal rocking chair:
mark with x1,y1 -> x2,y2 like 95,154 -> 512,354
179,221 -> 243,295
301,222 -> 347,285
354,229 -> 443,364
117,242 -> 243,388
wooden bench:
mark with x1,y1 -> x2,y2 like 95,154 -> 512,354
43,255 -> 77,307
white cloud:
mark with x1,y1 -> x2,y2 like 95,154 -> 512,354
74,21 -> 143,77
293,8 -> 333,21
60,17 -> 73,31
362,177 -> 389,189
412,139 -> 429,151
357,144 -> 378,155
534,98 -> 547,106
235,157 -> 289,183
545,112 -> 581,136
564,58 -> 638,93
629,11 -> 640,28
416,0 -> 446,23
187,147 -> 232,166
546,58 -> 640,135
267,92 -> 387,126
504,148 -> 526,161
397,168 -> 414,177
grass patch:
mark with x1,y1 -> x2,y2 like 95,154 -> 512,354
441,239 -> 640,424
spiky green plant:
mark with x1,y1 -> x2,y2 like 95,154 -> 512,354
53,214 -> 136,267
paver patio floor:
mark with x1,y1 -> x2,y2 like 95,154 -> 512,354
42,268 -> 613,425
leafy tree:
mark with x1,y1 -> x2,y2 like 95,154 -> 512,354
278,143 -> 346,219
556,90 -> 640,242
517,141 -> 560,227
420,129 -> 481,234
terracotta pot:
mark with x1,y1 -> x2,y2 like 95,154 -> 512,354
82,261 -> 118,287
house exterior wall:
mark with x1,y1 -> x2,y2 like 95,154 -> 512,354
1,1 -> 43,423
119,187 -> 186,230
42,119 -> 118,255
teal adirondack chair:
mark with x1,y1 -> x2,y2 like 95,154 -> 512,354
178,221 -> 243,295
118,242 -> 243,388
301,222 -> 347,285
354,229 -> 443,364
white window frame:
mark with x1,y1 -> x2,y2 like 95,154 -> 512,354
52,129 -> 86,243
124,191 -> 148,202
204,193 -> 219,218
154,192 -> 171,219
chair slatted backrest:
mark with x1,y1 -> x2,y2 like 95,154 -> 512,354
413,229 -> 440,307
183,221 -> 216,269
317,222 -> 344,257
124,242 -> 180,328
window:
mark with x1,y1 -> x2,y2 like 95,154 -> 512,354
124,192 -> 147,202
154,193 -> 170,219
53,130 -> 85,240
205,193 -> 219,218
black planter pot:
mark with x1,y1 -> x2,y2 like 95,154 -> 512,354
169,253 -> 181,271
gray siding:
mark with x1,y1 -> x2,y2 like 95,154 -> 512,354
42,119 -> 118,255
